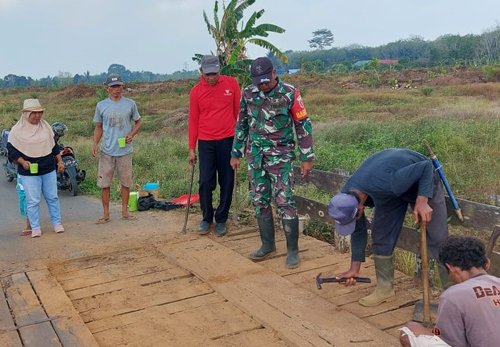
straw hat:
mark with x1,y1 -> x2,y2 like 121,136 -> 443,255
22,99 -> 44,112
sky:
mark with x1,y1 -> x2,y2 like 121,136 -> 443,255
0,0 -> 499,79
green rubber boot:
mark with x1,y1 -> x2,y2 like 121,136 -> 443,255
359,255 -> 395,307
249,214 -> 276,261
282,217 -> 300,269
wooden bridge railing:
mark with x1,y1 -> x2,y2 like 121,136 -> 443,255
293,167 -> 500,276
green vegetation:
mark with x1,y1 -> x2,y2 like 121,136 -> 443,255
1,69 -> 498,278
0,70 -> 498,208
195,0 -> 286,85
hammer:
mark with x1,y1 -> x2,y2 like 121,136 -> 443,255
316,273 -> 371,289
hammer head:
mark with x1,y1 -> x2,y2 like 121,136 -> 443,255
316,273 -> 323,289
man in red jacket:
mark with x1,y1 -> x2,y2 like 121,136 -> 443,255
188,55 -> 241,236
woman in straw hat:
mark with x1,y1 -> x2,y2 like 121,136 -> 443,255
7,99 -> 65,238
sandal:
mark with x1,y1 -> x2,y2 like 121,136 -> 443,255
20,230 -> 32,237
121,214 -> 137,221
96,217 -> 111,224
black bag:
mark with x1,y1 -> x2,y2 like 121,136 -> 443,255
153,201 -> 183,211
137,193 -> 183,211
138,193 -> 156,211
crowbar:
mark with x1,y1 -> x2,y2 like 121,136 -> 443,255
181,163 -> 195,234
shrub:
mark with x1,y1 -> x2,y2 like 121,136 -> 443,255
482,65 -> 500,82
421,86 -> 434,96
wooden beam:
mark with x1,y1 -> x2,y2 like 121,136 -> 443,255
27,269 -> 100,347
295,195 -> 421,254
294,167 -> 499,231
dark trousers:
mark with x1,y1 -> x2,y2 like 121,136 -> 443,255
198,137 -> 234,224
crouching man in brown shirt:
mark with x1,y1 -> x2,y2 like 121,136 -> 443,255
400,236 -> 500,347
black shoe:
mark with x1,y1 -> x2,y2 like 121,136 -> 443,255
215,223 -> 227,236
198,221 -> 211,235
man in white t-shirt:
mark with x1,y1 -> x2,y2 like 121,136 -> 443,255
400,236 -> 500,347
92,73 -> 142,224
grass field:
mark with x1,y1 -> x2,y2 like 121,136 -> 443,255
2,68 -> 498,276
1,70 -> 498,206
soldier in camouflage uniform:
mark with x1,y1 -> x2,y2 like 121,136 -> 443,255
230,57 -> 314,269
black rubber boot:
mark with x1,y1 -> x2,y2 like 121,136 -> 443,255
249,214 -> 276,261
282,217 -> 300,269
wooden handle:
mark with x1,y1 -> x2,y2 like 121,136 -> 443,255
421,223 -> 431,325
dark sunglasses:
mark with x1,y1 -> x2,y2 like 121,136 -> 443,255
204,72 -> 218,77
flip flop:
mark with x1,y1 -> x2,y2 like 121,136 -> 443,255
20,230 -> 32,237
121,214 -> 137,221
96,217 -> 111,224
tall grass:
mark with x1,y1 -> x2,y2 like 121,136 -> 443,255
0,73 -> 498,207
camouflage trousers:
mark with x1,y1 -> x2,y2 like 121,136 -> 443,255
248,159 -> 296,220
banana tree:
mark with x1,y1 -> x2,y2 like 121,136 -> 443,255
194,0 -> 287,85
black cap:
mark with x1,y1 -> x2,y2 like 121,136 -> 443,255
104,73 -> 124,86
200,55 -> 221,74
250,57 -> 274,86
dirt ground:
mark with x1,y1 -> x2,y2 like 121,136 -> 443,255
0,179 -> 407,346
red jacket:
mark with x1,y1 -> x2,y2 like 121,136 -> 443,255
188,75 -> 241,149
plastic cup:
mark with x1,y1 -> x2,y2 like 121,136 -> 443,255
118,137 -> 126,148
128,192 -> 138,212
29,163 -> 38,174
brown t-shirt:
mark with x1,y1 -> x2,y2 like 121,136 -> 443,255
436,274 -> 500,347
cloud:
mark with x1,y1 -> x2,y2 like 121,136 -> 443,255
0,0 -> 20,11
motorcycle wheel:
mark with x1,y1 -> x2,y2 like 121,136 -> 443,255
67,166 -> 79,196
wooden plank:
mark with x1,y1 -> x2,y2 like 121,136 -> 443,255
294,167 -> 500,230
66,267 -> 190,300
27,269 -> 99,347
450,198 -> 500,230
293,166 -> 349,194
0,284 -> 16,331
159,238 -> 400,346
6,273 -> 47,326
74,276 -> 214,322
93,300 -> 262,347
57,255 -> 178,291
490,251 -> 500,277
52,247 -> 150,275
341,278 -> 421,318
0,331 -> 23,347
323,273 -> 414,306
295,195 -> 436,255
18,322 -> 61,347
217,327 -> 287,346
87,292 -> 224,333
364,305 -> 416,330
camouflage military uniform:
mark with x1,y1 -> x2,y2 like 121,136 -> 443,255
231,78 -> 314,219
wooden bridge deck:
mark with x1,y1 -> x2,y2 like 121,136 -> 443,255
0,224 -> 426,346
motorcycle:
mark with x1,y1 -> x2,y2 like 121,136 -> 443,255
2,122 -> 86,196
0,129 -> 8,157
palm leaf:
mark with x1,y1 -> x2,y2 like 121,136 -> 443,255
247,38 -> 288,62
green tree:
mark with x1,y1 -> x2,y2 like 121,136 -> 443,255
308,29 -> 334,50
195,0 -> 287,84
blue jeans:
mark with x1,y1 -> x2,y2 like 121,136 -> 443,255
21,170 -> 62,231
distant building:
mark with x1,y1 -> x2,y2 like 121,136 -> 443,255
353,59 -> 399,68
352,60 -> 371,68
378,59 -> 399,65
